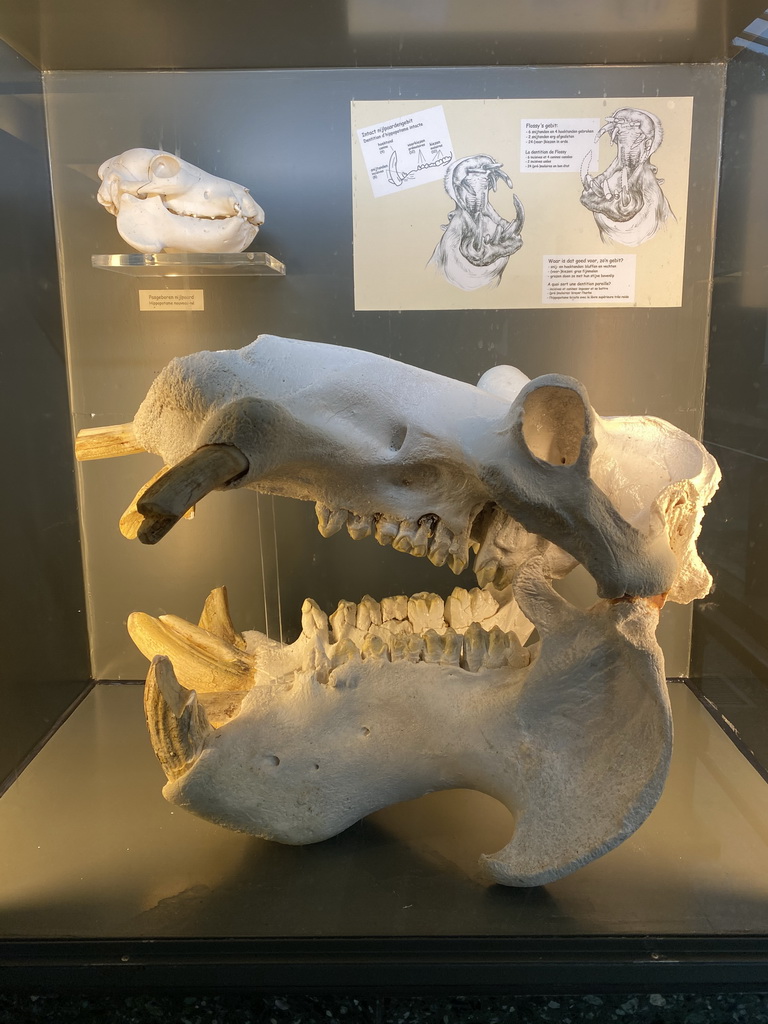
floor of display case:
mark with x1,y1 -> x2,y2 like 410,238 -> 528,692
0,682 -> 767,990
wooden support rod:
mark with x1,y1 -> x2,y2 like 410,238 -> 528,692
75,422 -> 145,461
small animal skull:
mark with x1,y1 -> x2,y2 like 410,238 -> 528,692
97,148 -> 265,254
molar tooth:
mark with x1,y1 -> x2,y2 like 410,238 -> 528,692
332,637 -> 361,669
444,587 -> 472,629
393,519 -> 419,554
389,633 -> 411,662
347,513 -> 373,540
423,629 -> 444,664
307,638 -> 331,685
475,558 -> 500,589
408,592 -> 445,632
301,598 -> 329,640
361,634 -> 389,662
329,600 -> 357,643
374,515 -> 400,546
486,625 -> 509,669
427,520 -> 453,567
506,630 -> 529,669
447,534 -> 470,575
411,517 -> 435,557
407,634 -> 426,663
316,503 -> 347,538
447,553 -> 468,575
461,622 -> 488,673
469,588 -> 499,623
356,595 -> 382,631
378,618 -> 413,636
441,627 -> 463,667
381,594 -> 409,621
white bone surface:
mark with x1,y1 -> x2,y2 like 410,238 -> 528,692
97,148 -> 265,254
125,337 -> 720,885
132,335 -> 720,602
134,561 -> 672,887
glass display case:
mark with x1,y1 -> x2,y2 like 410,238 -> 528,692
0,0 -> 766,992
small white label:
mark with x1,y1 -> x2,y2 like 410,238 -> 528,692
139,290 -> 204,311
543,255 -> 636,305
357,105 -> 454,198
520,118 -> 600,173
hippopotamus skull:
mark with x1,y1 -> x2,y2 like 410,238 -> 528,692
77,335 -> 719,885
96,148 -> 265,254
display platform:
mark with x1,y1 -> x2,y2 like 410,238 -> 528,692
0,682 -> 767,991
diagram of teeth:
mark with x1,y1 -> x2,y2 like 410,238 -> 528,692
386,148 -> 453,187
429,155 -> 525,290
76,335 -> 720,886
579,108 -> 673,247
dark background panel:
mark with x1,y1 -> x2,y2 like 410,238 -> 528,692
0,0 -> 763,71
0,39 -> 89,788
692,47 -> 768,773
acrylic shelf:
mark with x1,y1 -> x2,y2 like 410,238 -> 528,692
91,252 -> 285,277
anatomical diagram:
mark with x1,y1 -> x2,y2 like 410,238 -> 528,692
76,336 -> 719,886
97,148 -> 265,254
579,108 -> 673,247
429,155 -> 525,290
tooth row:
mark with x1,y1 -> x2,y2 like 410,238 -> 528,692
315,504 -> 476,576
300,595 -> 529,674
304,587 -> 502,642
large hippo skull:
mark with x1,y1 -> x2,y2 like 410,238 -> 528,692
77,336 -> 719,885
579,108 -> 672,247
97,148 -> 265,254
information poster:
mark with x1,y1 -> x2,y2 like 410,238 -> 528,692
351,97 -> 693,310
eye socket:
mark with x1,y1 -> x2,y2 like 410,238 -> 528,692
521,385 -> 586,467
149,154 -> 181,179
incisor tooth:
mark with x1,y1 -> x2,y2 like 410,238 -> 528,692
356,595 -> 382,631
374,515 -> 400,546
461,622 -> 488,672
316,504 -> 347,538
301,598 -> 329,640
347,513 -> 373,540
427,520 -> 453,567
381,594 -> 409,621
408,592 -> 444,632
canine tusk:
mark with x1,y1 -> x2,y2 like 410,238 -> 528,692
135,444 -> 249,545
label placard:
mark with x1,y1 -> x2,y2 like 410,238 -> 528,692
139,290 -> 204,311
543,254 -> 636,304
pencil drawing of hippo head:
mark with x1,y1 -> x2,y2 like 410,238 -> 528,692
579,108 -> 673,246
429,155 -> 525,290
